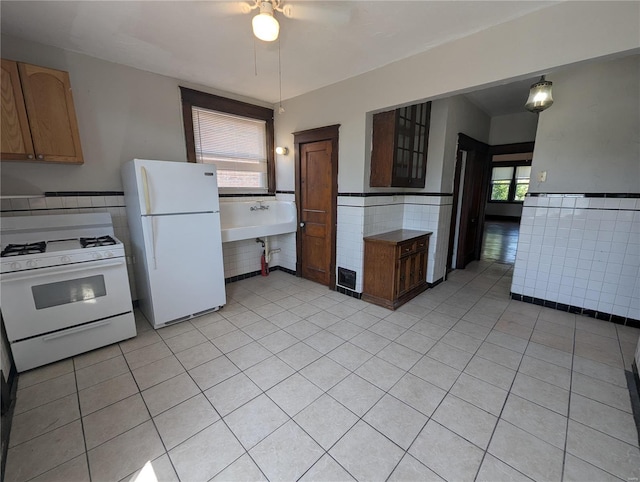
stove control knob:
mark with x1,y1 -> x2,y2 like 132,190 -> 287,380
92,252 -> 102,260
10,262 -> 21,270
61,256 -> 71,263
104,251 -> 114,258
26,260 -> 38,268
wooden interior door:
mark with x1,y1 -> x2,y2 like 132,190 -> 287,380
449,134 -> 490,270
295,126 -> 339,287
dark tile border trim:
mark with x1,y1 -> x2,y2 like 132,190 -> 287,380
527,193 -> 640,198
510,292 -> 640,327
225,265 -> 295,284
336,285 -> 362,299
219,193 -> 276,198
44,191 -> 124,196
428,277 -> 444,288
626,364 -> 640,446
338,192 -> 453,198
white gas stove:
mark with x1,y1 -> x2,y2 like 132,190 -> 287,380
0,213 -> 136,372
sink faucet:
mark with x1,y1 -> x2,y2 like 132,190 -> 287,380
250,201 -> 269,211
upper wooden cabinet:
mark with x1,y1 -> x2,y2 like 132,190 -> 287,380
1,59 -> 84,164
370,101 -> 431,188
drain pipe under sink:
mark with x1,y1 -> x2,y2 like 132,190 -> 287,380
256,237 -> 281,276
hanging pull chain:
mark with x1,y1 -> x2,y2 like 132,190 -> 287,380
278,38 -> 284,113
254,37 -> 258,76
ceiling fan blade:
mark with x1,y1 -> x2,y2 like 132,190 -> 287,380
281,3 -> 352,25
209,1 -> 256,17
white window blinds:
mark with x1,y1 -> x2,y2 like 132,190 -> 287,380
192,106 -> 268,190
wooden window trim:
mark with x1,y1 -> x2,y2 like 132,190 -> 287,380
488,161 -> 532,204
179,87 -> 275,193
487,141 -> 535,204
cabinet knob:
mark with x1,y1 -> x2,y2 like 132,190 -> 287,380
37,154 -> 44,160
27,154 -> 34,159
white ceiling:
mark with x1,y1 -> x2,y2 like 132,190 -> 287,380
0,1 -> 556,114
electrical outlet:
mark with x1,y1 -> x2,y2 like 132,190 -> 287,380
538,171 -> 547,182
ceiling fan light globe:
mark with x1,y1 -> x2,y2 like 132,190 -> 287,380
252,13 -> 279,41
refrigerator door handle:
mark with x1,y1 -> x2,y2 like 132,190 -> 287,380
141,166 -> 152,215
147,216 -> 157,269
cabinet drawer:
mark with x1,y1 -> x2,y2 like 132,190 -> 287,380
11,312 -> 136,373
416,236 -> 429,252
398,240 -> 417,257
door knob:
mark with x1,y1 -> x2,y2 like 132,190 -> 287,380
299,222 -> 305,228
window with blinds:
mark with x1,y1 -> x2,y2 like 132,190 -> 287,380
489,164 -> 531,202
180,87 -> 275,193
192,107 -> 268,190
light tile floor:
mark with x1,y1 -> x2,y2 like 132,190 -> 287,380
5,261 -> 640,482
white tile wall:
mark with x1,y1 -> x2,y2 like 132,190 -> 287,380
336,194 -> 454,293
337,203 -> 365,292
512,196 -> 640,320
2,193 -> 461,300
0,195 -> 297,299
1,195 -> 137,299
402,197 -> 453,284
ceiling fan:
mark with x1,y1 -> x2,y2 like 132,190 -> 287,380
223,0 -> 352,42
244,0 -> 290,42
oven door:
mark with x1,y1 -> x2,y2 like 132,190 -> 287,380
0,258 -> 133,342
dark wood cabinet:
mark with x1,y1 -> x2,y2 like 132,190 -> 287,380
1,59 -> 84,164
362,229 -> 432,310
370,101 -> 431,187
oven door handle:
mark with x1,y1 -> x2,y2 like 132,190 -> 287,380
42,319 -> 113,341
1,260 -> 126,282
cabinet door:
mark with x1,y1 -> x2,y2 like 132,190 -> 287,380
396,255 -> 412,296
409,102 -> 431,188
1,59 -> 34,160
18,63 -> 84,164
412,250 -> 427,288
370,109 -> 396,187
392,106 -> 412,185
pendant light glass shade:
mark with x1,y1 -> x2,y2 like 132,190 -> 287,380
252,1 -> 279,42
525,76 -> 554,113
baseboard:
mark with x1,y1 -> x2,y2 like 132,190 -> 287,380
1,364 -> 18,481
510,292 -> 639,328
335,285 -> 362,299
627,362 -> 640,447
225,265 -> 296,284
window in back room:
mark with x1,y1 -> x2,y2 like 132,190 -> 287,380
489,155 -> 532,203
180,87 -> 275,193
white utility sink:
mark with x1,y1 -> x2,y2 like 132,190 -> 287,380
219,200 -> 296,243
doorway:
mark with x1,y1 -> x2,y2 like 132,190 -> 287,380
481,219 -> 520,263
447,133 -> 490,271
294,125 -> 339,288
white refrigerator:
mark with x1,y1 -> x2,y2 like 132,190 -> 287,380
122,159 -> 226,329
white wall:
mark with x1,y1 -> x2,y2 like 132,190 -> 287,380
1,34 -> 272,195
530,55 -> 640,193
512,55 -> 640,321
442,96 -> 491,192
489,112 -> 538,146
275,2 -> 640,194
484,112 -> 538,218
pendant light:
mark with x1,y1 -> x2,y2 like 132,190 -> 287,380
525,76 -> 554,113
252,1 -> 280,42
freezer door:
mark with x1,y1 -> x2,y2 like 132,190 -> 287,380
133,159 -> 220,215
142,212 -> 226,326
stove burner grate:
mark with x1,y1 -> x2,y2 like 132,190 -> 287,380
80,235 -> 117,248
1,241 -> 47,257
